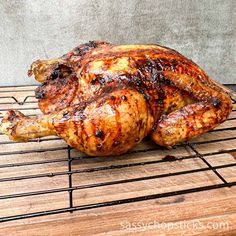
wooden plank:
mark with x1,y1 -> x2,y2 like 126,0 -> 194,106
0,89 -> 36,110
213,119 -> 236,131
0,149 -> 68,165
190,129 -> 236,144
0,193 -> 68,218
0,86 -> 37,92
0,96 -> 37,104
0,140 -> 67,154
0,90 -> 35,99
114,214 -> 236,236
0,134 -> 60,143
0,154 -> 211,219
71,144 -> 194,166
72,170 -> 220,206
204,153 -> 236,166
218,167 -> 236,182
0,160 -> 67,179
228,110 -> 236,119
0,174 -> 68,196
193,139 -> 236,155
0,188 -> 235,236
0,102 -> 39,110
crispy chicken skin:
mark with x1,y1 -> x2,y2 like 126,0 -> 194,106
1,41 -> 232,156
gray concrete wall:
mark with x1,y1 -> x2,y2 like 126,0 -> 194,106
0,0 -> 235,86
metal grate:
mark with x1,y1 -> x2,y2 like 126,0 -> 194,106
0,86 -> 236,223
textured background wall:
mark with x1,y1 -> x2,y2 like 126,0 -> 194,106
0,0 -> 235,86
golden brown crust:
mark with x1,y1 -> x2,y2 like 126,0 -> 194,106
0,41 -> 232,156
1,110 -> 55,141
32,42 -> 226,115
35,74 -> 79,114
151,72 -> 232,146
51,89 -> 154,156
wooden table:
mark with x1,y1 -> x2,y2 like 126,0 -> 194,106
0,85 -> 236,236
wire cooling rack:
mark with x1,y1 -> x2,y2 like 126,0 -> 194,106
0,85 -> 236,223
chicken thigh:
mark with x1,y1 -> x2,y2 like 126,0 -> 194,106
1,41 -> 232,156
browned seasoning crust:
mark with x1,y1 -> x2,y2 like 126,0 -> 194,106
0,41 -> 232,156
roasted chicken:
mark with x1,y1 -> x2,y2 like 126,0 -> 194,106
1,41 -> 232,156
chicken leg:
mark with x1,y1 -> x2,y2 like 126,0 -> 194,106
151,71 -> 232,146
1,89 -> 153,156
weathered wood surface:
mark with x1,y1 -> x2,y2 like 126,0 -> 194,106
0,86 -> 235,236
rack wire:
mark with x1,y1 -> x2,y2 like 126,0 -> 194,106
0,85 -> 236,223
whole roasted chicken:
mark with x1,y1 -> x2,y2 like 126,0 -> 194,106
1,41 -> 232,156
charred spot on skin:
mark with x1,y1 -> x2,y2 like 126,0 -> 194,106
99,77 -> 106,86
144,94 -> 150,101
91,78 -> 97,85
152,124 -> 157,132
85,41 -> 98,48
135,138 -> 140,142
110,95 -> 116,101
103,86 -> 112,93
157,98 -> 164,105
52,117 -> 56,126
74,47 -> 82,54
79,113 -> 85,120
9,124 -> 17,137
50,70 -> 59,80
156,59 -> 164,70
63,111 -> 70,117
95,129 -> 104,138
75,108 -> 85,120
100,76 -> 112,86
113,141 -> 121,146
50,64 -> 61,80
96,97 -> 107,108
189,81 -> 194,87
211,98 -> 222,107
42,81 -> 48,86
128,75 -> 142,88
35,89 -> 46,99
171,59 -> 178,66
170,64 -> 175,72
121,95 -> 127,101
51,64 -> 73,80
7,110 -> 17,122
96,143 -> 103,151
71,47 -> 88,57
159,75 -> 171,85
